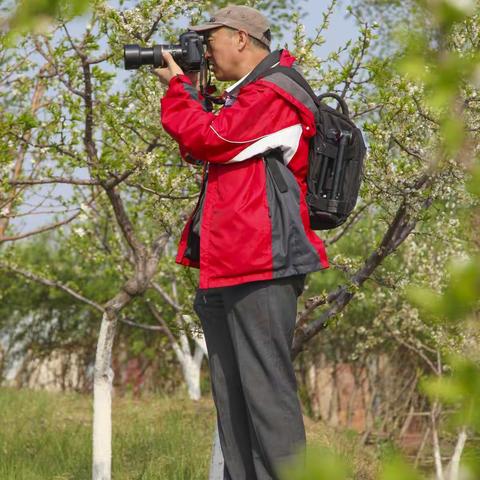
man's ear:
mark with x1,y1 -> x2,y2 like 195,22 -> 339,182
237,30 -> 249,51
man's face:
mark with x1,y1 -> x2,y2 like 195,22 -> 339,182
204,27 -> 241,81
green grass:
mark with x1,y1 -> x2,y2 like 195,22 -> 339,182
0,387 -> 379,479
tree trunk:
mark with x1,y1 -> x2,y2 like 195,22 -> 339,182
92,311 -> 118,480
209,423 -> 224,480
181,351 -> 202,401
447,426 -> 467,480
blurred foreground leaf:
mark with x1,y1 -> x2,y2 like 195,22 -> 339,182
407,255 -> 480,322
380,456 -> 423,480
422,356 -> 480,432
6,0 -> 89,34
280,448 -> 352,480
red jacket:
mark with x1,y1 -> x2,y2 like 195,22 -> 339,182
161,50 -> 329,288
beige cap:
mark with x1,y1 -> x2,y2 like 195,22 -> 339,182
189,5 -> 271,48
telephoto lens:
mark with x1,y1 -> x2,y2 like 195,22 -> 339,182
123,44 -> 182,70
123,31 -> 204,71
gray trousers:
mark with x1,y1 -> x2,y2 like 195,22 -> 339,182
194,275 -> 306,480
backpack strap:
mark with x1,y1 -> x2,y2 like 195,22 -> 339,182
263,65 -> 321,107
227,50 -> 283,97
262,66 -> 350,117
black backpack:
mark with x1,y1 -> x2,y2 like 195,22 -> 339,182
202,51 -> 367,231
261,65 -> 367,230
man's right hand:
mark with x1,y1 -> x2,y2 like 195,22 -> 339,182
152,51 -> 184,85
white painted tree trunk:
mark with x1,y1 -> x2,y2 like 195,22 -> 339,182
161,313 -> 207,402
168,328 -> 203,401
431,403 -> 445,480
92,312 -> 117,480
209,423 -> 224,480
180,346 -> 202,401
447,427 -> 468,480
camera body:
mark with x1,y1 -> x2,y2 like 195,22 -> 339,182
124,31 -> 204,72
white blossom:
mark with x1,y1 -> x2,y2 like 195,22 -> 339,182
73,227 -> 86,238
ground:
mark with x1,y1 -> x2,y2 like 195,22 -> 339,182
0,387 -> 380,479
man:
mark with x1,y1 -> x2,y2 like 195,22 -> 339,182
155,5 -> 329,479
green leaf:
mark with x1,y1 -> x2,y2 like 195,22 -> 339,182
422,356 -> 480,431
280,448 -> 351,480
467,163 -> 480,198
380,455 -> 423,480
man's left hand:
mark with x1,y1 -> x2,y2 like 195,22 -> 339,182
153,51 -> 184,85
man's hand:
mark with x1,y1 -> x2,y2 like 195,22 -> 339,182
153,51 -> 184,85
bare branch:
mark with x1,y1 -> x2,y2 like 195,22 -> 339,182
62,23 -> 86,60
387,330 -> 439,375
34,38 -> 85,99
87,53 -> 113,65
1,206 -> 83,243
339,21 -> 370,100
1,206 -> 80,219
0,193 -> 99,243
392,136 -> 425,162
147,301 -> 178,348
144,13 -> 164,42
126,182 -> 199,200
104,186 -> 144,257
151,281 -> 182,311
81,59 -> 99,164
9,132 -> 85,163
120,317 -> 163,331
352,103 -> 383,119
9,177 -> 99,186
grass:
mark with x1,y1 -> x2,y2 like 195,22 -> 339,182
0,387 -> 379,479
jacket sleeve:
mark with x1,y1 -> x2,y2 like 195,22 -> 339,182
161,74 -> 313,165
174,81 -> 209,166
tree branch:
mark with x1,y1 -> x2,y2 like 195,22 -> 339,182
292,175 -> 434,357
0,263 -> 104,313
126,182 -> 199,200
144,13 -> 164,42
147,302 -> 179,349
104,186 -> 144,257
151,281 -> 182,311
120,317 -> 163,331
9,177 -> 99,186
0,193 -> 99,243
1,207 -> 83,243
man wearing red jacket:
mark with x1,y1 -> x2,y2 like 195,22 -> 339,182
155,5 -> 328,479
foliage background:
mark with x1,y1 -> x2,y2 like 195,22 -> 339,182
0,0 -> 479,478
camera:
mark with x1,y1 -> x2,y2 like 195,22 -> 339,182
124,31 -> 204,72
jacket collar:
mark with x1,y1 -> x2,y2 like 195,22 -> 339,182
225,49 -> 285,97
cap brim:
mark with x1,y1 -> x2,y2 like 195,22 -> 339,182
189,22 -> 224,32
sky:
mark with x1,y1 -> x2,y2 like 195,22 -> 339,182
301,0 -> 357,56
11,0 -> 358,232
